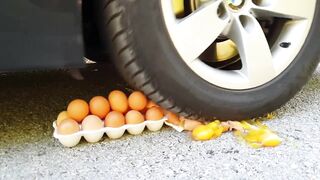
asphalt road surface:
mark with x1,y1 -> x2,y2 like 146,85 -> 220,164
0,63 -> 320,179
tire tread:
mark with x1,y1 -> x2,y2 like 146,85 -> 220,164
99,0 -> 196,118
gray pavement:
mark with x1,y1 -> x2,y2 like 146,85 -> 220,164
0,63 -> 320,180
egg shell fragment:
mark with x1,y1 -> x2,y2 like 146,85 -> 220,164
181,117 -> 203,131
166,112 -> 181,126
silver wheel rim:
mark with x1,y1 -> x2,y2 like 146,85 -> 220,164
161,0 -> 316,89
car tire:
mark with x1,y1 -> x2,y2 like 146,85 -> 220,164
97,0 -> 320,120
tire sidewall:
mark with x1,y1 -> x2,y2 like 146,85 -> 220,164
118,0 -> 320,120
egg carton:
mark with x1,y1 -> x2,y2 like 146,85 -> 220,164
53,117 -> 184,147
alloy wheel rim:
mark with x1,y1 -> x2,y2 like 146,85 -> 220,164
161,0 -> 316,89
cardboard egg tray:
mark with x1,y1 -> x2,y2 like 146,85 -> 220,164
53,117 -> 184,147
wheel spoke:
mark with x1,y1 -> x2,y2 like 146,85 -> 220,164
228,14 -> 276,84
165,0 -> 230,62
252,0 -> 316,19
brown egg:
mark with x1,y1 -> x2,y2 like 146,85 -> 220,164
67,99 -> 89,123
125,110 -> 145,124
89,96 -> 110,119
82,115 -> 104,131
146,100 -> 159,109
180,117 -> 203,131
145,107 -> 164,120
108,90 -> 128,113
105,111 -> 126,128
166,112 -> 181,125
56,111 -> 70,126
128,91 -> 147,111
57,119 -> 80,135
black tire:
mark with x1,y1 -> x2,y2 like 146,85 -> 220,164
97,0 -> 320,120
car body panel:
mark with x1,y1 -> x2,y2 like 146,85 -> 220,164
0,0 -> 84,71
